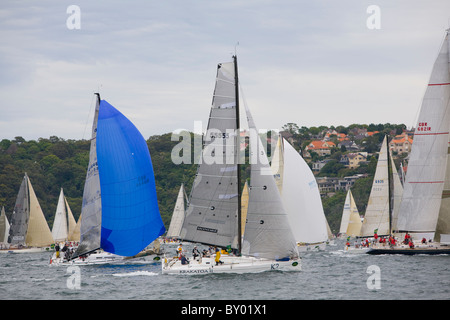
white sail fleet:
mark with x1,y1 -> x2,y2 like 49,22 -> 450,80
2,30 -> 450,268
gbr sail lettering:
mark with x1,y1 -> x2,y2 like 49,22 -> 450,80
417,122 -> 431,132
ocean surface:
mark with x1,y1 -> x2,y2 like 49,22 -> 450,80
1,240 -> 449,303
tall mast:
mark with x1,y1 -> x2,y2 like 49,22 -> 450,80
387,135 -> 392,235
234,55 -> 242,255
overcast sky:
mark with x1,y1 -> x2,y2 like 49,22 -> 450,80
1,1 -> 450,141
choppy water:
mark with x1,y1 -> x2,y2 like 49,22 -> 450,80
1,240 -> 449,302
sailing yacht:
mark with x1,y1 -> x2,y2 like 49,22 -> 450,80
0,207 -> 10,248
51,188 -> 78,243
339,189 -> 362,238
161,56 -> 301,274
1,173 -> 54,253
342,135 -> 406,254
50,94 -> 165,265
368,30 -> 450,255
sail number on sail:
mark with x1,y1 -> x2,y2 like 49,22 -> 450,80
417,122 -> 431,132
210,132 -> 231,139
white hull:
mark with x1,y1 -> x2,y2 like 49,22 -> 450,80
161,255 -> 301,275
343,246 -> 370,254
49,250 -> 162,266
0,247 -> 53,254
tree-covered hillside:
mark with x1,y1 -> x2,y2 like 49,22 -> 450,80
0,122 -> 409,236
0,134 -> 198,230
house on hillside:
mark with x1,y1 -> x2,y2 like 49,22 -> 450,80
316,174 -> 367,195
304,140 -> 336,157
324,130 -> 347,142
338,140 -> 359,151
312,159 -> 333,172
389,132 -> 413,154
340,152 -> 368,169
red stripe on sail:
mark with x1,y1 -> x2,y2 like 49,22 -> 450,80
428,82 -> 450,86
415,132 -> 449,136
409,181 -> 444,184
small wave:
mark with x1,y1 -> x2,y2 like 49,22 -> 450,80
31,278 -> 55,282
112,271 -> 159,277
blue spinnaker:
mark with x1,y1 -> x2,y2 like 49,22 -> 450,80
96,100 -> 165,257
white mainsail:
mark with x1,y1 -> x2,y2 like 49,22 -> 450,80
0,206 -> 10,244
339,190 -> 352,235
360,136 -> 390,237
52,188 -> 68,242
397,30 -> 450,242
272,136 -> 328,244
166,184 -> 186,239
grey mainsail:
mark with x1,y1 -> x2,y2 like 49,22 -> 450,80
8,174 -> 29,246
180,60 -> 240,249
75,95 -> 102,256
